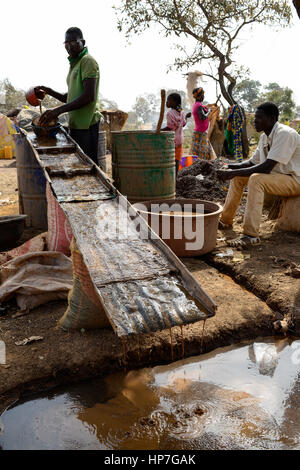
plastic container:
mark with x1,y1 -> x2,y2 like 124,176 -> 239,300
25,87 -> 45,107
0,215 -> 27,247
4,146 -> 13,159
178,155 -> 198,171
31,121 -> 61,138
133,198 -> 223,257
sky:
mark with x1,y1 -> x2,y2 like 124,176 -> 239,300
1,0 -> 299,112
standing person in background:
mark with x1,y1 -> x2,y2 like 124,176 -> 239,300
162,93 -> 191,175
226,104 -> 245,163
35,27 -> 101,164
190,87 -> 216,160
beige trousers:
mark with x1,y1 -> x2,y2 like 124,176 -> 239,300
221,173 -> 300,237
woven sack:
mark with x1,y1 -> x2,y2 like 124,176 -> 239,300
0,232 -> 47,265
58,239 -> 110,330
46,182 -> 73,256
275,195 -> 300,233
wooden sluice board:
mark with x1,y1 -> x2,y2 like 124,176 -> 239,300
25,129 -> 217,338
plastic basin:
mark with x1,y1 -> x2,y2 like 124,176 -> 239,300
31,121 -> 61,138
133,198 -> 223,257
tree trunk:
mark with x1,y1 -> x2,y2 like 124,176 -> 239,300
293,0 -> 300,18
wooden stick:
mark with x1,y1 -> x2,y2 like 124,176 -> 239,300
156,89 -> 166,134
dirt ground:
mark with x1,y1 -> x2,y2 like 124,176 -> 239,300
0,160 -> 19,217
0,156 -> 299,411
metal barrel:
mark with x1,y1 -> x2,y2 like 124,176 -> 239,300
111,130 -> 176,203
14,134 -> 47,229
97,130 -> 107,172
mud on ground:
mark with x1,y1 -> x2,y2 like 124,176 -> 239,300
0,257 -> 277,413
176,158 -> 229,202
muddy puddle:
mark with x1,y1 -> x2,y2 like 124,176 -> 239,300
1,337 -> 299,450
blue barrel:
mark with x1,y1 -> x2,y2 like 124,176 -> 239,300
14,134 -> 47,229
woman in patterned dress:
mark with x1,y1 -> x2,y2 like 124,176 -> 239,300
190,87 -> 216,160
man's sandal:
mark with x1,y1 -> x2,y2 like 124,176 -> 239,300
227,235 -> 260,248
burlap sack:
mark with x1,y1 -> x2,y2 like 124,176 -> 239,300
0,251 -> 73,312
0,232 -> 47,265
46,183 -> 73,256
275,195 -> 300,233
58,239 -> 110,330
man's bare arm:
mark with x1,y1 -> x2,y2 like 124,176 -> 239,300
39,78 -> 97,126
217,159 -> 278,181
34,86 -> 67,104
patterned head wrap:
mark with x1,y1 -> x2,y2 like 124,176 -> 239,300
193,87 -> 204,101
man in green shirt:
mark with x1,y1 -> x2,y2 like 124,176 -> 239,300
35,27 -> 101,164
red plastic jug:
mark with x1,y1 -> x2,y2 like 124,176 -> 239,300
25,87 -> 45,107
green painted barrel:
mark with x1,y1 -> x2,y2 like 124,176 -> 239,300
111,131 -> 176,202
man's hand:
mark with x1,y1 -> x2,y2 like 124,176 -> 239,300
216,169 -> 236,182
185,112 -> 192,119
38,108 -> 60,127
33,86 -> 48,100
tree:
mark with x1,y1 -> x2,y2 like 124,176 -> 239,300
260,83 -> 296,120
293,0 -> 300,19
131,89 -> 189,126
0,79 -> 26,112
295,106 -> 300,119
116,0 -> 291,106
233,79 -> 262,112
99,94 -> 119,110
0,78 -> 62,113
132,93 -> 160,124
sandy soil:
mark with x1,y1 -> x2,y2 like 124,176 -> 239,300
0,157 -> 299,410
0,160 -> 19,217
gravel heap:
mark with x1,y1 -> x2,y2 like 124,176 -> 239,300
176,159 -> 229,202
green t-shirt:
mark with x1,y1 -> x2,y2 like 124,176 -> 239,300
66,48 -> 101,129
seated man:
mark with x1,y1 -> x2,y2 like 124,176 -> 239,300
217,102 -> 300,247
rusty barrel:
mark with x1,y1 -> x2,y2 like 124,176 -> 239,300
111,131 -> 175,202
97,130 -> 106,172
14,133 -> 47,229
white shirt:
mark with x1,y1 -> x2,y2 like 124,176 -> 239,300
249,122 -> 300,184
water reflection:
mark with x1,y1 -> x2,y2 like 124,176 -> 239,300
0,337 -> 299,450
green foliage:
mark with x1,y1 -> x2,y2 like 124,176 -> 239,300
233,79 -> 262,112
116,0 -> 292,105
98,94 -> 118,110
0,79 -> 26,112
0,78 -> 61,113
132,95 -> 156,123
131,89 -> 190,126
257,82 -> 296,120
234,80 -> 297,121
